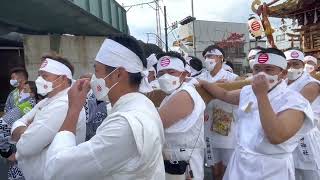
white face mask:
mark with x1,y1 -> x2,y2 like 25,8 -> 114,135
287,68 -> 304,81
304,64 -> 315,73
204,58 -> 217,72
255,72 -> 280,90
35,76 -> 62,96
158,73 -> 182,94
90,69 -> 119,103
20,91 -> 30,100
10,79 -> 19,88
149,80 -> 160,90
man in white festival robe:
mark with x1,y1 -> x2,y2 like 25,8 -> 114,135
44,34 -> 165,180
199,48 -> 314,180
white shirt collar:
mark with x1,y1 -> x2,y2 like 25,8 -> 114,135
46,87 -> 70,104
110,92 -> 143,113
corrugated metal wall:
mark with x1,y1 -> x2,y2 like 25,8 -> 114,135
70,0 -> 128,34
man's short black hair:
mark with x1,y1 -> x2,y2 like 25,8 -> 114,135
10,67 -> 28,80
106,34 -> 147,86
139,41 -> 164,57
108,34 -> 147,68
258,48 -> 286,59
189,56 -> 203,71
202,45 -> 225,58
156,51 -> 186,66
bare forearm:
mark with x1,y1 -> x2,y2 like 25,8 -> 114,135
59,109 -> 80,134
202,82 -> 239,105
257,94 -> 283,144
11,127 -> 27,142
203,82 -> 227,100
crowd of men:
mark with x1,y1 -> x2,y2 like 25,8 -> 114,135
0,33 -> 319,180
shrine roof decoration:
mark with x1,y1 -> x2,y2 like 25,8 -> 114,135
268,0 -> 320,19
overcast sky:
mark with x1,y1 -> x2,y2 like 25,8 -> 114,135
115,0 -> 283,45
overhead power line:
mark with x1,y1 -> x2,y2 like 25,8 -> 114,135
123,1 -> 157,11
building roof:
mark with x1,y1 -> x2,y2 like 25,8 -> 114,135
0,0 -> 128,36
269,0 -> 319,18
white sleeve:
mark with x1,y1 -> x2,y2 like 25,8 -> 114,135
11,99 -> 48,134
15,101 -> 68,158
11,107 -> 36,134
232,73 -> 239,80
75,109 -> 87,144
226,72 -> 238,81
45,117 -> 138,180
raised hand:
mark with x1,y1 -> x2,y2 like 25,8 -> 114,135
252,73 -> 269,97
68,78 -> 91,112
79,73 -> 93,80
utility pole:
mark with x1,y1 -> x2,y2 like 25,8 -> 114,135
191,0 -> 196,56
164,6 -> 168,52
155,0 -> 162,48
123,1 -> 163,48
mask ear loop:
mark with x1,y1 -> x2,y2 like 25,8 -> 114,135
51,75 -> 66,90
51,75 -> 64,83
103,67 -> 120,94
178,72 -> 185,86
107,81 -> 119,93
102,67 -> 119,80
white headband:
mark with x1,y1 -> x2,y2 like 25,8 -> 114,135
95,39 -> 143,73
284,49 -> 304,61
253,52 -> 287,69
39,58 -> 73,79
185,56 -> 201,75
146,54 -> 158,69
248,49 -> 261,59
304,55 -> 318,65
249,59 -> 255,69
147,66 -> 155,71
157,56 -> 185,72
185,56 -> 192,64
185,64 -> 192,73
205,49 -> 223,57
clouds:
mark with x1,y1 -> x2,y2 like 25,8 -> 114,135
115,0 -> 254,44
193,0 -> 250,22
